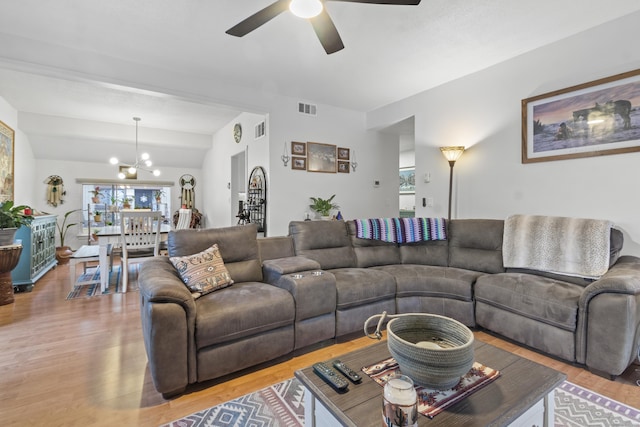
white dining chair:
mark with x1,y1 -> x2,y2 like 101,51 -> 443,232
119,210 -> 162,292
175,208 -> 192,230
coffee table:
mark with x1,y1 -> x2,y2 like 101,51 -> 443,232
295,340 -> 565,426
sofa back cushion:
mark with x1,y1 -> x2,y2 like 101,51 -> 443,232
448,219 -> 505,274
398,239 -> 449,266
258,236 -> 295,262
168,224 -> 263,283
289,220 -> 356,269
346,220 -> 401,267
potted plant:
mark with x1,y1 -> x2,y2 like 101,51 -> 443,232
89,186 -> 104,203
0,201 -> 34,245
109,196 -> 119,212
153,190 -> 165,204
91,211 -> 103,223
56,208 -> 81,264
309,195 -> 339,220
122,197 -> 132,209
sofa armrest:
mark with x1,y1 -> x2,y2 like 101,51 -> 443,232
138,257 -> 197,397
576,255 -> 640,375
262,256 -> 321,285
580,256 -> 640,303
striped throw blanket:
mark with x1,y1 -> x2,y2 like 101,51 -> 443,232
355,218 -> 447,243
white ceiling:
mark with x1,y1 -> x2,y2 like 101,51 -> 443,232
1,0 -> 640,166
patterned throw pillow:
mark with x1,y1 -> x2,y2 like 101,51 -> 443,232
170,244 -> 234,298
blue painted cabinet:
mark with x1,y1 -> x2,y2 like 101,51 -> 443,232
12,215 -> 57,291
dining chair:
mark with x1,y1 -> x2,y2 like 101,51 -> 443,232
175,208 -> 193,230
119,210 -> 162,292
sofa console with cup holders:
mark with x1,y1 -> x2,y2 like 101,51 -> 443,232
138,216 -> 640,397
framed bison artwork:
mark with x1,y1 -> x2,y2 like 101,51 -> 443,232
522,68 -> 640,163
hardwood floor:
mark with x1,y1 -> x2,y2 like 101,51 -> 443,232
1,262 -> 639,426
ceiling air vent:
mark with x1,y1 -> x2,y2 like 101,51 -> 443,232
298,102 -> 317,116
255,121 -> 266,139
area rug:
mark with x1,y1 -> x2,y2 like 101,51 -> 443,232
163,378 -> 640,427
162,378 -> 304,427
65,264 -> 139,300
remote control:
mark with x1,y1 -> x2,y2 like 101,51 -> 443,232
313,362 -> 349,391
333,359 -> 362,383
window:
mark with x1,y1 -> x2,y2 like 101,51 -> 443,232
82,183 -> 171,231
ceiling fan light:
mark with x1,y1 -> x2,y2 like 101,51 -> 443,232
128,166 -> 137,174
289,0 -> 323,19
152,169 -> 161,177
141,152 -> 150,161
145,160 -> 153,167
109,157 -> 119,165
118,172 -> 126,179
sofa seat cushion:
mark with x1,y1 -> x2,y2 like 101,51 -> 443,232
330,268 -> 396,310
475,273 -> 583,331
376,264 -> 480,301
195,281 -> 294,349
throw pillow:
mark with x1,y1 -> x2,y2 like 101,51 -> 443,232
170,244 -> 234,298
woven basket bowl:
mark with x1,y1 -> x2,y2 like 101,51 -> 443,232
387,313 -> 474,390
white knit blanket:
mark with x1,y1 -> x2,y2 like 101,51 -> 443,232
502,215 -> 612,279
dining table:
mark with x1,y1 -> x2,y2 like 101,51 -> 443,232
92,224 -> 172,292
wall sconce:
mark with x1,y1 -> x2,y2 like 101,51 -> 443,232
351,150 -> 358,172
281,141 -> 290,167
439,146 -> 465,221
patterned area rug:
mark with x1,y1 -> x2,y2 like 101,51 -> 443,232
65,264 -> 139,300
163,378 -> 304,427
555,381 -> 640,426
163,378 -> 640,427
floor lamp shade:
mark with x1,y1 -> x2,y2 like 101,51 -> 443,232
440,146 -> 465,221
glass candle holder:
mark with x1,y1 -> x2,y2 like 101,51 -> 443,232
382,373 -> 418,427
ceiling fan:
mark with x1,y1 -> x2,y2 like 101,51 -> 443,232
225,0 -> 422,55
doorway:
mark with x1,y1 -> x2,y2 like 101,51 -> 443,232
230,150 -> 247,225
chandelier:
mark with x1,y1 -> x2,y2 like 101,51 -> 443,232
109,117 -> 161,179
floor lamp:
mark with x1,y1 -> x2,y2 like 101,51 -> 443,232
439,146 -> 465,221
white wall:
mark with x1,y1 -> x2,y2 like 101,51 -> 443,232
0,96 -> 36,206
368,11 -> 640,256
203,112 -> 268,230
265,97 -> 399,237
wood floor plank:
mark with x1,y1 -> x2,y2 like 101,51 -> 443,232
0,261 -> 638,426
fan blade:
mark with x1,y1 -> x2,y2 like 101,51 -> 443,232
329,0 -> 420,4
310,9 -> 345,54
226,0 -> 290,37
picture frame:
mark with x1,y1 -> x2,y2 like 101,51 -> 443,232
399,167 -> 415,194
522,68 -> 640,163
307,142 -> 337,173
0,120 -> 15,202
292,157 -> 307,171
338,161 -> 350,173
291,141 -> 306,156
337,147 -> 350,160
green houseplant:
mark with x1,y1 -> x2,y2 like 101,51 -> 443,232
309,195 -> 339,219
55,208 -> 81,264
0,201 -> 34,245
153,190 -> 165,203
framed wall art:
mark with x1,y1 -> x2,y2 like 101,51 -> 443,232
307,142 -> 336,173
292,157 -> 306,171
399,167 -> 415,194
0,120 -> 15,202
337,147 -> 350,160
291,141 -> 306,156
522,68 -> 640,163
338,161 -> 350,173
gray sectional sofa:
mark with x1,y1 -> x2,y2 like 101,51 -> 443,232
138,218 -> 640,397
